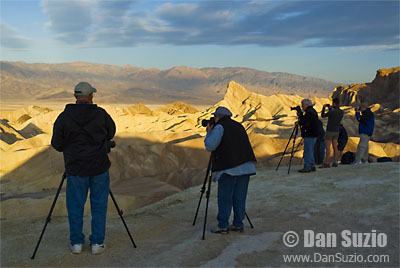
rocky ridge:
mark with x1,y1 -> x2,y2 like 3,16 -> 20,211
1,80 -> 399,220
331,67 -> 400,109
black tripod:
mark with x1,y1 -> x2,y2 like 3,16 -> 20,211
192,154 -> 254,240
276,123 -> 303,174
31,173 -> 136,259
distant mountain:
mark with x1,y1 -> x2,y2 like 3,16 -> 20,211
0,61 -> 340,105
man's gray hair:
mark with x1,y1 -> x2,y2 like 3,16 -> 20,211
301,99 -> 314,106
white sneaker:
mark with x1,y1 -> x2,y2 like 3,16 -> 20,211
352,161 -> 362,165
91,243 -> 106,255
71,244 -> 83,254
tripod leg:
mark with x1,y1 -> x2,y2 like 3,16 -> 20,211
245,212 -> 254,229
296,139 -> 304,166
109,190 -> 137,248
193,156 -> 212,226
31,173 -> 66,259
276,126 -> 296,171
202,170 -> 213,240
288,125 -> 299,174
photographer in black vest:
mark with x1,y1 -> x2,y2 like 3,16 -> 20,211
204,106 -> 256,234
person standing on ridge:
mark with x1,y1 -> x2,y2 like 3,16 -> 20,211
204,106 -> 256,234
51,82 -> 116,255
320,98 -> 344,168
353,103 -> 375,164
297,99 -> 319,173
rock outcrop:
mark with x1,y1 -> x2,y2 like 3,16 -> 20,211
331,67 -> 400,109
122,102 -> 153,116
155,102 -> 199,115
329,67 -> 400,143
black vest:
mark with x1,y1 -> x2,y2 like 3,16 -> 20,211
212,117 -> 256,172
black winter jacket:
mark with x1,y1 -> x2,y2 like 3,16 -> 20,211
298,106 -> 319,138
51,103 -> 116,176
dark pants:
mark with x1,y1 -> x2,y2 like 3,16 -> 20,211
217,173 -> 250,228
314,139 -> 325,165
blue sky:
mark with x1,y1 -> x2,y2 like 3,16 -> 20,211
1,0 -> 399,83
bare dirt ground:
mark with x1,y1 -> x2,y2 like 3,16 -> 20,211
1,163 -> 399,267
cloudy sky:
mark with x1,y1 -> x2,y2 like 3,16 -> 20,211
1,0 -> 399,83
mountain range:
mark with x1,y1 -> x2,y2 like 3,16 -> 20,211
0,61 -> 340,105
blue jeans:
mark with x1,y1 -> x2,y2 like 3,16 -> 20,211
303,137 -> 317,169
217,173 -> 250,229
66,171 -> 110,245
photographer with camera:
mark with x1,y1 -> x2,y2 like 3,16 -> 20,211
320,98 -> 344,168
51,82 -> 116,255
203,107 -> 256,234
353,103 -> 375,164
296,99 -> 319,173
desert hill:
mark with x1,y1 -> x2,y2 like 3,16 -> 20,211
0,61 -> 339,104
122,102 -> 153,116
1,79 -> 399,220
155,102 -> 199,115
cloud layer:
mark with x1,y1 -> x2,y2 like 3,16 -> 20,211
1,23 -> 32,49
40,0 -> 400,49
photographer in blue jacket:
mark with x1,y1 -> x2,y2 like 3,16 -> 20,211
354,103 -> 375,164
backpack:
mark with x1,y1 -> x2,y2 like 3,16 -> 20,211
377,157 -> 392,162
341,151 -> 355,164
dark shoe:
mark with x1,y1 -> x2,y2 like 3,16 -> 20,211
332,162 -> 338,167
298,168 -> 312,173
311,166 -> 316,172
229,225 -> 244,233
319,163 -> 330,168
210,227 -> 229,234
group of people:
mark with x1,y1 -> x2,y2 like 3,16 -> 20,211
297,98 -> 375,173
51,82 -> 257,254
51,82 -> 375,255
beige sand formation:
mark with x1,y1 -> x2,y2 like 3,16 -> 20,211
1,80 -> 399,220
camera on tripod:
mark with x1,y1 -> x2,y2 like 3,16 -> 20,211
290,105 -> 301,112
291,105 -> 302,114
201,117 -> 215,127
